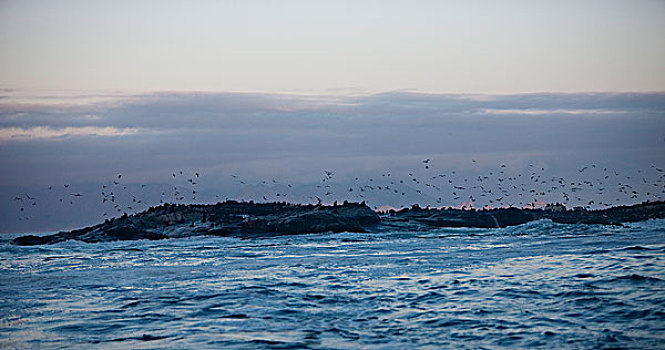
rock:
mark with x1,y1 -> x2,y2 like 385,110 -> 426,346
386,201 -> 665,228
11,200 -> 664,245
12,201 -> 380,245
12,224 -> 168,246
12,235 -> 53,246
77,225 -> 169,243
241,211 -> 367,235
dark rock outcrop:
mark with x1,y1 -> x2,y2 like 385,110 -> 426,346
11,224 -> 169,245
12,201 -> 380,245
385,201 -> 665,228
11,200 -> 665,245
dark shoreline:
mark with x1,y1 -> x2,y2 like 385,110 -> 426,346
12,200 -> 665,246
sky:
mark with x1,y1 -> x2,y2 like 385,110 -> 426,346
0,1 -> 664,232
1,0 -> 664,94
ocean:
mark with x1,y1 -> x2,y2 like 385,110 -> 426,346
1,219 -> 664,349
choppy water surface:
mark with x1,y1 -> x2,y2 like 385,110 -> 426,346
1,219 -> 664,349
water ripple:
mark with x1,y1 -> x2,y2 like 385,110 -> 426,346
1,220 -> 665,348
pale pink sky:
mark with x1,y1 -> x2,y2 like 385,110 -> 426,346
1,0 -> 664,94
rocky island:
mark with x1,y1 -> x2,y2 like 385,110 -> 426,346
383,201 -> 665,229
12,200 -> 665,245
12,201 -> 381,245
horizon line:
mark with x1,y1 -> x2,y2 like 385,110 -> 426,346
2,87 -> 665,106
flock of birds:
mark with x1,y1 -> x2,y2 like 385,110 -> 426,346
9,159 -> 665,222
304,160 -> 665,211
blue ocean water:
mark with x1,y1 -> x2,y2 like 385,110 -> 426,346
1,219 -> 664,349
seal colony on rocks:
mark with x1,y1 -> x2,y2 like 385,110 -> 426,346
12,201 -> 380,245
12,200 -> 665,245
382,201 -> 665,229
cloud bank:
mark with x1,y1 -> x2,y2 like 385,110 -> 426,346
0,126 -> 138,141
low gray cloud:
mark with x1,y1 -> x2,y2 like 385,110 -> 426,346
0,126 -> 138,141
